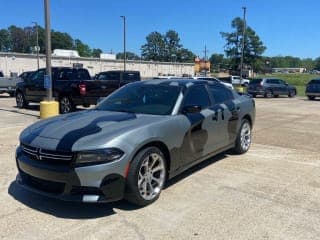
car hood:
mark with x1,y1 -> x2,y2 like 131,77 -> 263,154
20,110 -> 168,151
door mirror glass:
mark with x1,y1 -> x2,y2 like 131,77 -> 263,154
182,105 -> 202,114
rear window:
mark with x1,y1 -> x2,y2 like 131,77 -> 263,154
249,79 -> 262,84
123,72 -> 140,81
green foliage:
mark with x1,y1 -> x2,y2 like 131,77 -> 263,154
209,53 -> 230,71
92,48 -> 103,58
141,30 -> 195,62
116,51 -> 140,60
74,39 -> 92,57
221,17 -> 266,72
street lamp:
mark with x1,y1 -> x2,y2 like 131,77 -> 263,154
120,16 -> 126,72
32,21 -> 40,69
240,6 -> 247,80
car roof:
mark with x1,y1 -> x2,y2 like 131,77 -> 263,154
138,78 -> 222,88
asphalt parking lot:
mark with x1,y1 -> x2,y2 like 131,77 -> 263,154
0,95 -> 319,240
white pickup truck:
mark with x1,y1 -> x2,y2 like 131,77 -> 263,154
218,75 -> 250,86
0,71 -> 23,97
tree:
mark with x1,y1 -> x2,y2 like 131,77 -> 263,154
209,53 -> 231,71
176,48 -> 195,62
92,48 -> 103,58
74,39 -> 92,57
116,51 -> 140,60
141,31 -> 166,61
164,30 -> 182,62
221,17 -> 266,72
51,30 -> 74,50
0,29 -> 11,51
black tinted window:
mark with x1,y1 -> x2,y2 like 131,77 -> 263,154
74,69 -> 90,80
31,69 -> 45,82
249,79 -> 262,84
183,85 -> 211,109
98,72 -> 120,81
309,79 -> 320,84
208,85 -> 233,103
55,69 -> 73,80
123,72 -> 140,81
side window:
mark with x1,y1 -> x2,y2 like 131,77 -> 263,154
99,72 -> 120,81
56,69 -> 73,80
31,70 -> 45,82
182,85 -> 211,109
208,85 -> 233,104
74,69 -> 90,80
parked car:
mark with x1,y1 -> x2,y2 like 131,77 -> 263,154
218,75 -> 250,86
305,79 -> 320,100
15,68 -> 140,113
192,77 -> 234,89
247,78 -> 297,98
0,71 -> 23,97
15,79 -> 255,206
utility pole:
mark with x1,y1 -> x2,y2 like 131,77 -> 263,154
44,0 -> 52,101
203,45 -> 209,76
240,6 -> 247,80
120,16 -> 126,72
32,22 -> 40,69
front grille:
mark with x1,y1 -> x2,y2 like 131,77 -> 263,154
70,186 -> 104,196
20,170 -> 65,194
22,144 -> 73,166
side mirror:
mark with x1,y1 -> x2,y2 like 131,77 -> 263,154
284,82 -> 288,86
182,105 -> 202,114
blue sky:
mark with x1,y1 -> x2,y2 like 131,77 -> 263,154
1,0 -> 319,59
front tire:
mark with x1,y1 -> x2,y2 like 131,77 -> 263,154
125,147 -> 167,206
16,92 -> 28,108
59,96 -> 74,114
308,96 -> 315,100
264,89 -> 273,98
232,119 -> 252,154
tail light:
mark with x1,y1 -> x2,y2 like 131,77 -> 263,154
79,83 -> 86,95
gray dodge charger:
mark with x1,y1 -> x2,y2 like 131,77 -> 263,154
16,79 -> 255,206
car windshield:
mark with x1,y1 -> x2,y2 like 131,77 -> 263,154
96,83 -> 182,115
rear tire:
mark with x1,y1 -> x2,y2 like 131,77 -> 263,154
9,92 -> 15,97
232,119 -> 252,154
288,90 -> 296,98
16,92 -> 28,108
59,96 -> 74,114
125,146 -> 167,206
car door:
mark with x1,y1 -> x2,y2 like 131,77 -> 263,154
179,84 -> 227,167
208,85 -> 237,145
278,79 -> 289,94
25,69 -> 46,102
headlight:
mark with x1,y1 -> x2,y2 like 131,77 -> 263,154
76,148 -> 124,165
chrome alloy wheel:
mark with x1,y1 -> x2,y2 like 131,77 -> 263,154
16,92 -> 24,108
138,153 -> 166,201
60,97 -> 72,113
240,122 -> 251,151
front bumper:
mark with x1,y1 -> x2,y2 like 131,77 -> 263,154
247,89 -> 265,95
305,92 -> 320,96
16,146 -> 126,203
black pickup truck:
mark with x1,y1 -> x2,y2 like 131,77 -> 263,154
15,67 -> 140,113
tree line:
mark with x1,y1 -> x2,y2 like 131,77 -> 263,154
1,22 -> 320,71
0,25 -> 103,57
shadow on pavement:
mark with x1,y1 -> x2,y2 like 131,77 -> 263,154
0,108 -> 39,118
8,181 -> 139,219
166,152 -> 227,188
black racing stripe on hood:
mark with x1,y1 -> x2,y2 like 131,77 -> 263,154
56,113 -> 136,152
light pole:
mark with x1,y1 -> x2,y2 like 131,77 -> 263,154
32,21 -> 40,69
240,6 -> 247,80
44,0 -> 52,101
120,16 -> 126,72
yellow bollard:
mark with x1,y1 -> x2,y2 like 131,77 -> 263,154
40,101 -> 59,119
235,86 -> 244,93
